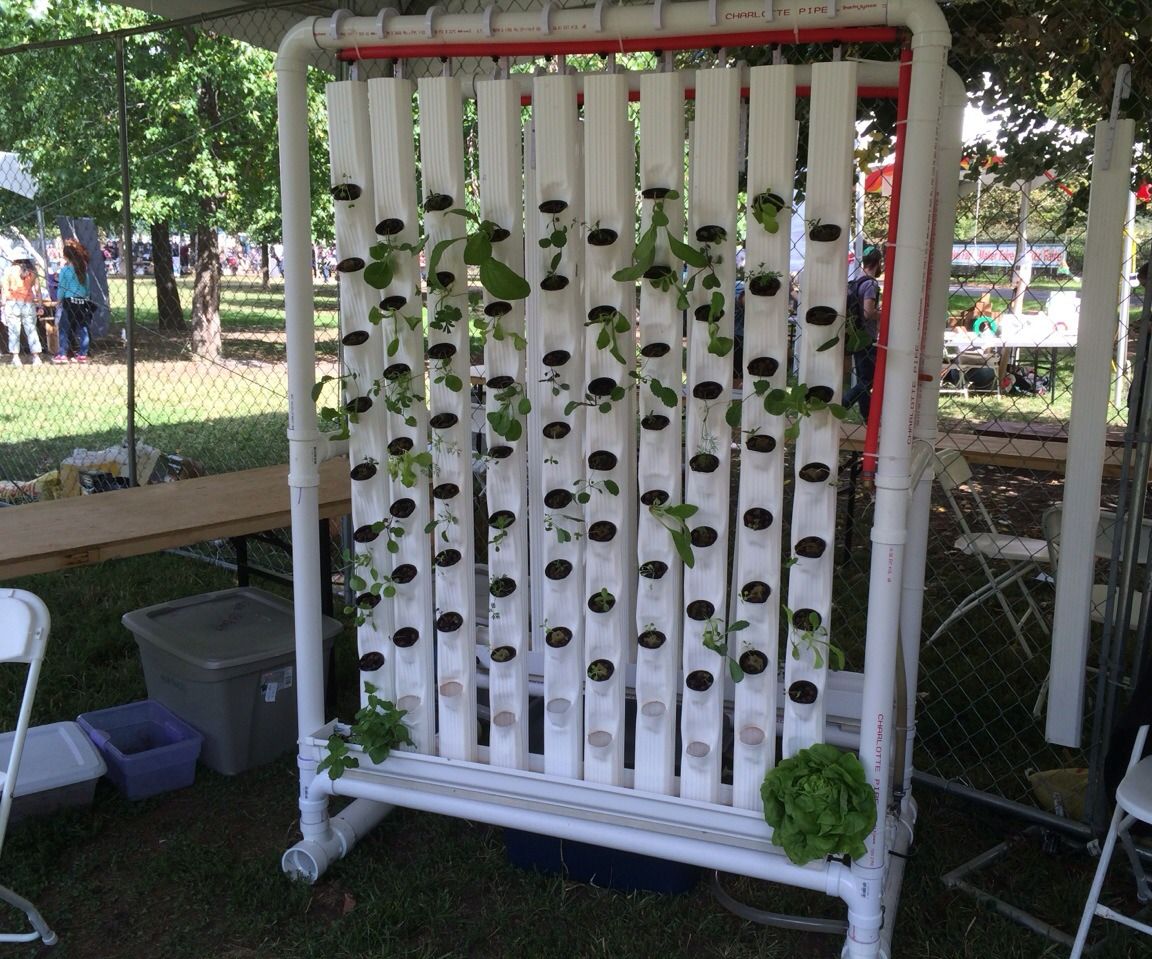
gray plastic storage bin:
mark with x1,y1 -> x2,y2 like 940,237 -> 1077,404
123,587 -> 341,776
0,721 -> 106,822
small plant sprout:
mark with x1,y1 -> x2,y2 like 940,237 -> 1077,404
538,212 -> 571,289
648,501 -> 699,568
489,512 -> 514,553
540,365 -> 570,398
750,191 -> 789,235
377,369 -> 424,429
572,477 -> 620,504
312,371 -> 357,439
343,550 -> 397,626
371,298 -> 423,359
543,512 -> 584,543
746,263 -> 784,297
784,605 -> 845,671
749,381 -> 849,442
364,231 -> 425,293
426,209 -> 531,301
585,306 -> 632,365
702,616 -> 751,683
631,359 -> 679,409
430,354 -> 464,393
387,448 -> 435,488
613,192 -> 732,358
318,682 -> 414,779
424,504 -> 459,544
430,300 -> 462,336
488,381 -> 531,442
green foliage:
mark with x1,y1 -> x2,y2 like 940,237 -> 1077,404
387,449 -> 434,488
342,550 -> 397,625
784,605 -> 845,671
585,307 -> 631,365
747,381 -> 849,442
365,237 -> 425,292
701,617 -> 751,683
317,683 -> 414,779
427,209 -> 530,301
648,501 -> 698,568
613,193 -> 731,357
487,381 -> 531,442
760,744 -> 877,865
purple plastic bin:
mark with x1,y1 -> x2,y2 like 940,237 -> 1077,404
77,699 -> 202,800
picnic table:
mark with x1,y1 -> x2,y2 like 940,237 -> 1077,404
0,457 -> 351,582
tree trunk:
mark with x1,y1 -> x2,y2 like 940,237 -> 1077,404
260,241 -> 270,290
190,219 -> 222,361
151,221 -> 185,332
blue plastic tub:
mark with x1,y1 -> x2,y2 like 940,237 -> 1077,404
504,829 -> 700,894
77,699 -> 202,800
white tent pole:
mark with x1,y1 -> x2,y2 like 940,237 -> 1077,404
1046,118 -> 1135,747
1115,191 -> 1137,407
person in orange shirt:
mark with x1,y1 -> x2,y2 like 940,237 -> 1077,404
4,250 -> 43,366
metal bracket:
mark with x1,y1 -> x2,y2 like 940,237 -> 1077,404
540,1 -> 556,35
592,0 -> 607,33
764,0 -> 775,21
827,0 -> 839,16
327,8 -> 352,42
708,0 -> 719,26
653,0 -> 666,31
1101,64 -> 1133,171
482,4 -> 498,37
424,5 -> 441,38
375,7 -> 399,38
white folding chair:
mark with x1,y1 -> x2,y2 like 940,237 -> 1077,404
1069,723 -> 1152,957
0,588 -> 58,947
926,449 -> 1049,655
1042,505 -> 1152,630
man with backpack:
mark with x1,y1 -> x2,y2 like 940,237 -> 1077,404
843,245 -> 884,421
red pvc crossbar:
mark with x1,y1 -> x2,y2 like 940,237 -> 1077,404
337,27 -> 904,62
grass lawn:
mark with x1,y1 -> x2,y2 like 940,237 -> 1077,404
1,273 -> 1146,957
0,550 -> 1142,959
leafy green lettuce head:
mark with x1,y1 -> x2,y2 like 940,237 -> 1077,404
760,743 -> 877,865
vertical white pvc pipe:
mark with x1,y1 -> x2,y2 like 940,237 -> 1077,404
901,69 -> 966,795
1114,193 -> 1136,409
781,60 -> 856,758
532,73 -> 586,779
364,77 -> 432,753
731,63 -> 796,809
477,76 -> 530,769
581,72 -> 635,786
680,66 -> 739,804
418,75 -> 476,762
849,27 -> 949,958
327,80 -> 394,703
276,21 -> 327,750
633,70 -> 686,798
1046,118 -> 1135,747
524,112 -> 546,657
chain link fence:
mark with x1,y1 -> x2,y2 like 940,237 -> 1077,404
0,0 -> 1147,817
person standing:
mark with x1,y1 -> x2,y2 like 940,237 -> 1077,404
53,239 -> 93,364
843,245 -> 884,421
4,250 -> 43,366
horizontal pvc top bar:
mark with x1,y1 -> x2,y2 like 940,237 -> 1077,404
337,27 -> 904,62
516,85 -> 898,106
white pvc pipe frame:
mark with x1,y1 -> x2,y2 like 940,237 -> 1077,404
276,2 -> 950,954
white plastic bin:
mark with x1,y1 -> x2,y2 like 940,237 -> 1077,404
0,721 -> 106,821
123,587 -> 342,775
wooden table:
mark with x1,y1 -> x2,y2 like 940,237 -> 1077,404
840,423 -> 1135,476
0,457 -> 352,581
